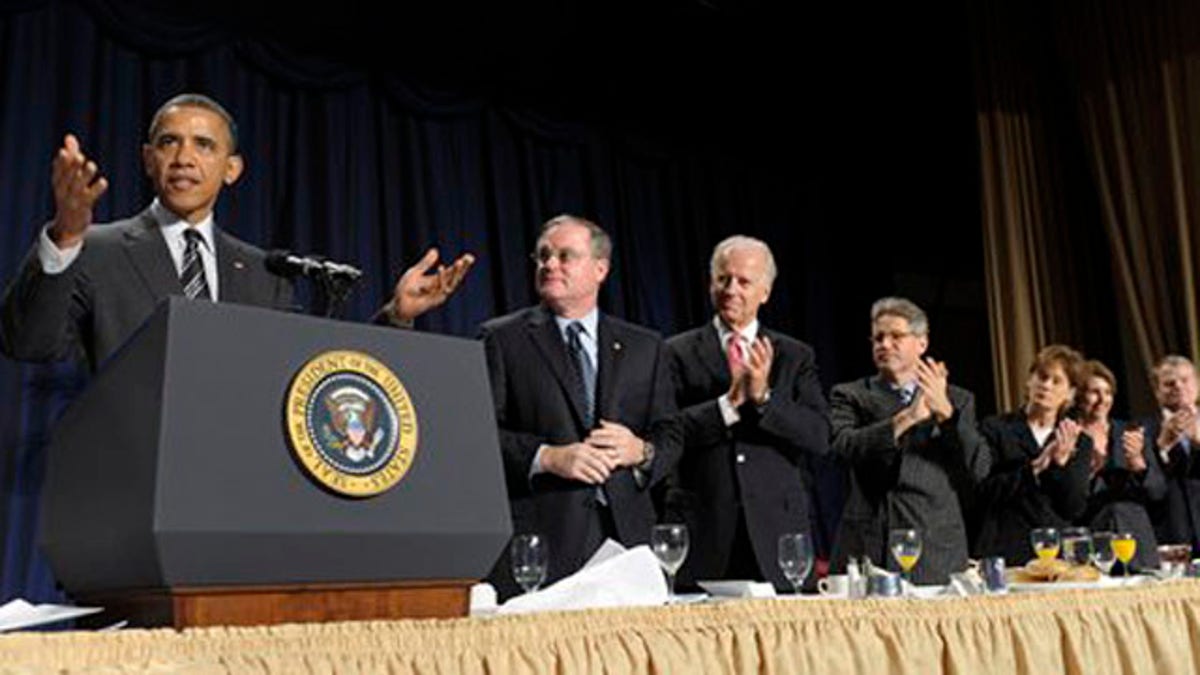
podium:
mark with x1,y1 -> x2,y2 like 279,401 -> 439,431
40,298 -> 511,627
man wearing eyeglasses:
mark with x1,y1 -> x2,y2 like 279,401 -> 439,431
1145,355 -> 1200,555
479,214 -> 680,595
662,235 -> 830,592
828,297 -> 990,584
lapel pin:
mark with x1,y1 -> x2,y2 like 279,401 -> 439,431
614,341 -> 622,351
233,260 -> 245,270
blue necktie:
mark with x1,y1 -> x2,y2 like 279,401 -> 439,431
566,321 -> 595,428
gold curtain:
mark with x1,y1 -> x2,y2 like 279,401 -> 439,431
1068,0 -> 1200,394
975,0 -> 1200,410
973,0 -> 1097,410
2,583 -> 1200,673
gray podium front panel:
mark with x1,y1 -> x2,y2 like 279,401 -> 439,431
43,298 -> 511,591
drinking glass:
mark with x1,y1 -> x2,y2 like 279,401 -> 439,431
1113,532 -> 1138,576
651,524 -> 689,600
777,533 -> 814,594
1030,527 -> 1061,560
1091,531 -> 1117,576
888,529 -> 922,586
1061,527 -> 1092,565
510,534 -> 548,594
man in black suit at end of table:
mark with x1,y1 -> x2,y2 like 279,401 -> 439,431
829,297 -> 990,584
1,93 -> 473,371
1145,355 -> 1200,556
662,235 -> 830,592
480,214 -> 680,597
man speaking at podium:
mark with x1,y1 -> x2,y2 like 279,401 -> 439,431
1,93 -> 471,371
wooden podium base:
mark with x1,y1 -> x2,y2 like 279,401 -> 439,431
77,579 -> 474,629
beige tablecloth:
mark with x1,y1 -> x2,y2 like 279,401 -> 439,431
2,581 -> 1198,674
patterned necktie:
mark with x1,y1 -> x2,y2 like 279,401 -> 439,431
727,335 -> 744,372
181,229 -> 212,301
566,321 -> 595,428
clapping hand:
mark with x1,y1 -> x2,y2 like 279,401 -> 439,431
914,357 -> 953,422
744,337 -> 774,405
1158,407 -> 1196,450
1122,427 -> 1147,473
1032,419 -> 1081,475
50,134 -> 108,248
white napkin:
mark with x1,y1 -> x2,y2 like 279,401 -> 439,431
0,599 -> 102,632
498,541 -> 668,614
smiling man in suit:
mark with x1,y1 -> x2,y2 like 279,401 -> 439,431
663,235 -> 830,591
480,214 -> 680,594
1,93 -> 471,371
829,297 -> 990,584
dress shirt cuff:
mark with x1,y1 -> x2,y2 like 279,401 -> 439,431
38,226 -> 82,274
717,394 -> 741,426
530,445 -> 548,479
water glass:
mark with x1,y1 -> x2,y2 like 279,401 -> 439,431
981,556 -> 1007,594
777,532 -> 814,594
1091,531 -> 1117,576
651,524 -> 689,600
510,534 -> 548,594
1061,527 -> 1092,565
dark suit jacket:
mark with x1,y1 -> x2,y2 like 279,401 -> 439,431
480,305 -> 681,590
663,323 -> 829,591
1143,414 -> 1200,557
1,209 -> 293,370
829,376 -> 989,584
974,411 -> 1092,565
1084,419 -> 1164,569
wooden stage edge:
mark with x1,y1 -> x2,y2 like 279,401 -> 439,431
76,579 -> 474,629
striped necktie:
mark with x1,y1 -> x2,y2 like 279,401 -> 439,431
566,321 -> 595,428
181,228 -> 212,301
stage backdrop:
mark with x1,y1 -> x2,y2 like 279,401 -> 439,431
0,0 -> 989,602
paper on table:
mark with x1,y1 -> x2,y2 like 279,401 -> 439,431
0,598 -> 102,632
498,540 -> 668,614
697,580 -> 776,598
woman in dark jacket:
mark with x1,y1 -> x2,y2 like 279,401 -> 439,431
974,345 -> 1093,565
1078,359 -> 1164,570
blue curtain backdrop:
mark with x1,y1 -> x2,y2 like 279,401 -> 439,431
0,0 -> 987,602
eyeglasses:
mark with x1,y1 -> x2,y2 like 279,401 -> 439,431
870,330 -> 915,345
531,247 -> 590,267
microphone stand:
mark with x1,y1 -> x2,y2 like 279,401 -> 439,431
314,270 -> 362,319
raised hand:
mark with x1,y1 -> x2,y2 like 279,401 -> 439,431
389,247 -> 475,323
50,134 -> 108,248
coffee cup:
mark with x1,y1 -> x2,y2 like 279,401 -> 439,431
818,574 -> 850,596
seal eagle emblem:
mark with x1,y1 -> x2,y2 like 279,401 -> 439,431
285,350 -> 418,497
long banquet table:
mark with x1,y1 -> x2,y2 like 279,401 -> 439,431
2,581 -> 1199,674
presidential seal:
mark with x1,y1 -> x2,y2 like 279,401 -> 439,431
285,350 -> 418,497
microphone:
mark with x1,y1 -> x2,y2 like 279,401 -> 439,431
265,250 -> 363,281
